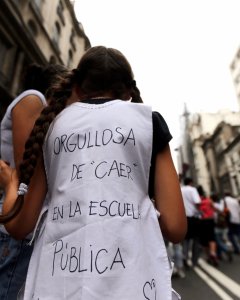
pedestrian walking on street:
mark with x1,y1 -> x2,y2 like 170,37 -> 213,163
181,177 -> 201,268
168,242 -> 186,279
0,46 -> 186,299
212,193 -> 233,262
197,186 -> 219,266
0,63 -> 68,300
224,191 -> 240,255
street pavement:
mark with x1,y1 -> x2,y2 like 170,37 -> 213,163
172,254 -> 240,300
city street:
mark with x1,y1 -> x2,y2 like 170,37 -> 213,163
173,255 -> 240,300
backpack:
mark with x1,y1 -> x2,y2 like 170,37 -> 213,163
216,200 -> 230,228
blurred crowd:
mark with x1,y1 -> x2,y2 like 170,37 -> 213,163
168,177 -> 240,279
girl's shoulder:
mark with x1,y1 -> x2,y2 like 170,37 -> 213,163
152,111 -> 172,152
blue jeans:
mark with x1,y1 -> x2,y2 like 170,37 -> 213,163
0,232 -> 33,300
228,222 -> 240,253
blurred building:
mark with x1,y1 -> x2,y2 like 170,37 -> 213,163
0,0 -> 91,120
176,104 -> 196,184
177,108 -> 240,197
230,47 -> 240,111
202,121 -> 240,196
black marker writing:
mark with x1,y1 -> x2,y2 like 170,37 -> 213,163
89,200 -> 140,219
51,240 -> 125,276
52,205 -> 64,221
53,127 -> 136,155
71,164 -> 85,181
69,201 -> 82,218
143,279 -> 156,300
95,160 -> 133,180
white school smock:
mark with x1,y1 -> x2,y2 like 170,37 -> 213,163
0,89 -> 46,234
23,100 -> 178,300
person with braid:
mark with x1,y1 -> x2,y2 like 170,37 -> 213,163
0,63 -> 69,299
0,46 -> 186,300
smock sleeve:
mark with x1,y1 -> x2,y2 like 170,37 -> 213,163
152,111 -> 172,153
149,111 -> 173,198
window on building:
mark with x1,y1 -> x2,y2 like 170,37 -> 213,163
237,49 -> 240,58
220,173 -> 231,195
214,136 -> 224,155
70,28 -> 76,51
230,61 -> 236,70
67,49 -> 73,67
49,55 -> 57,64
235,74 -> 240,84
57,0 -> 65,25
28,20 -> 38,36
233,175 -> 240,195
53,21 -> 61,49
0,35 -> 15,87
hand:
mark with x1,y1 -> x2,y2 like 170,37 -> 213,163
0,160 -> 18,190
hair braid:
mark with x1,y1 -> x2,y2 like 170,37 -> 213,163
130,81 -> 143,103
0,71 -> 75,224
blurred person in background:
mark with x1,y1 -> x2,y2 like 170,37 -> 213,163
168,242 -> 186,279
224,191 -> 240,255
212,193 -> 233,262
197,186 -> 218,266
181,177 -> 201,267
0,63 -> 68,299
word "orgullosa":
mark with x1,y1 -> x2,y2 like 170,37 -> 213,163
53,127 -> 136,154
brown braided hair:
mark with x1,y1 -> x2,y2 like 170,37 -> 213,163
73,46 -> 143,103
0,46 -> 143,223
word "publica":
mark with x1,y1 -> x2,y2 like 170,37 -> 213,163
52,240 -> 125,276
54,127 -> 135,154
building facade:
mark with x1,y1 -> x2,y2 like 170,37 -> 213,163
202,122 -> 240,197
0,0 -> 90,120
178,109 -> 240,196
230,46 -> 240,111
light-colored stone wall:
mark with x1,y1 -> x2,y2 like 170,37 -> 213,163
202,122 -> 240,196
0,0 -> 90,120
179,110 -> 240,195
21,0 -> 89,67
230,47 -> 240,111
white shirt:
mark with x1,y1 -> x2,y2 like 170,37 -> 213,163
0,90 -> 46,234
224,196 -> 240,224
181,185 -> 201,217
0,89 -> 46,167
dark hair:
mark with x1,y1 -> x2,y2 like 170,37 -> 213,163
21,63 -> 67,96
197,185 -> 205,197
73,46 -> 142,102
0,46 -> 143,223
184,177 -> 193,186
224,190 -> 232,197
211,193 -> 220,203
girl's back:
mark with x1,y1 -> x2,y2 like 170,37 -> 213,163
23,100 -> 174,299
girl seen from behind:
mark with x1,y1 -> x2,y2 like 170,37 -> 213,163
0,46 -> 186,299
